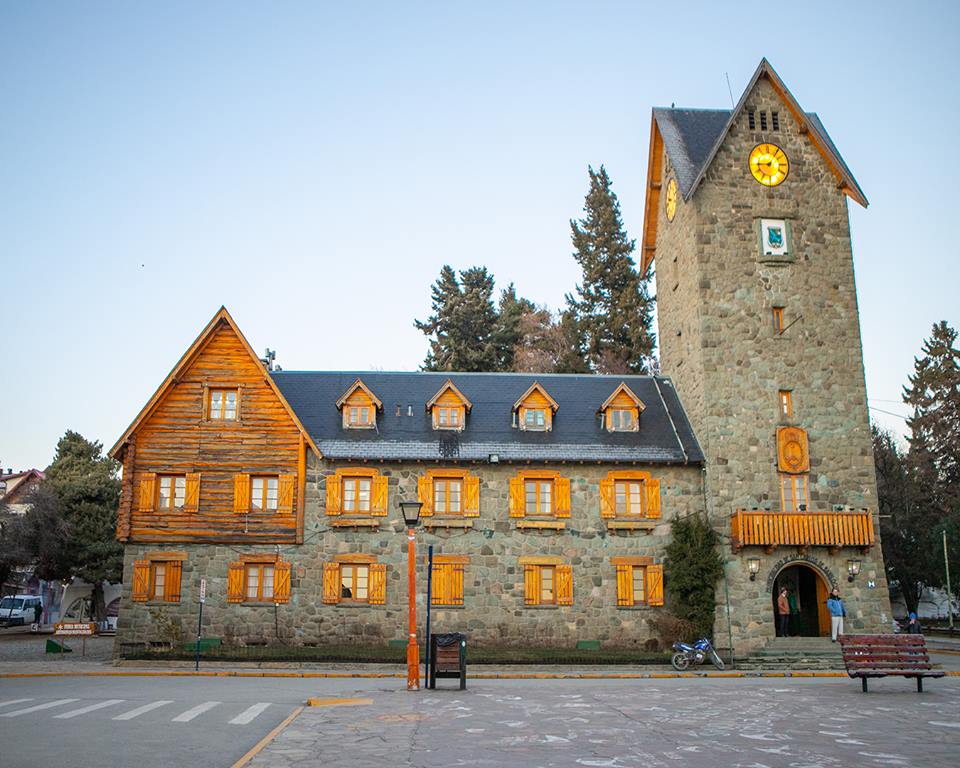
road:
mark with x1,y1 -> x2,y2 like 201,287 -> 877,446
0,675 -> 384,768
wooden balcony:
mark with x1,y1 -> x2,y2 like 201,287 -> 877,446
731,509 -> 874,553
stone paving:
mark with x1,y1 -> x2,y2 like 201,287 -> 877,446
249,677 -> 960,768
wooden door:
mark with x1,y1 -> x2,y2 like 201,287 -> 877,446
815,574 -> 831,637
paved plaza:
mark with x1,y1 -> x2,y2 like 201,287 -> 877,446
252,677 -> 960,768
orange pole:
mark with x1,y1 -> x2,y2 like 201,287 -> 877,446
406,527 -> 420,691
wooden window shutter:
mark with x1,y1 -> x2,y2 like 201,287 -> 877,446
431,563 -> 447,605
163,561 -> 182,602
615,564 -> 633,606
233,474 -> 251,514
463,475 -> 480,517
523,565 -> 540,605
325,475 -> 342,516
322,562 -> 341,604
277,474 -> 296,515
556,565 -> 573,606
555,477 -> 571,518
273,562 -> 291,603
509,477 -> 525,518
599,477 -> 616,519
227,561 -> 245,603
645,478 -> 661,519
371,475 -> 389,517
647,564 -> 664,606
368,563 -> 386,605
183,473 -> 201,514
417,475 -> 433,517
137,473 -> 157,513
451,563 -> 464,605
132,560 -> 150,602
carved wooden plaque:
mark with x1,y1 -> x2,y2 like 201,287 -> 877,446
777,426 -> 809,474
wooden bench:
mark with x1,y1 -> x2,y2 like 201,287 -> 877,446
840,634 -> 944,692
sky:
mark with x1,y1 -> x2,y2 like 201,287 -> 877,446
1,1 -> 957,470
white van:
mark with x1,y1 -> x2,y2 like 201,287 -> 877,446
0,594 -> 43,627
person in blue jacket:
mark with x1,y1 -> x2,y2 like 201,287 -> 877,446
906,612 -> 923,634
827,587 -> 846,642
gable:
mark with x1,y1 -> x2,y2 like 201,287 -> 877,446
110,308 -> 318,460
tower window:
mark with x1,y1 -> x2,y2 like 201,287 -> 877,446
748,110 -> 756,130
760,111 -> 768,131
779,390 -> 793,419
772,307 -> 785,333
772,111 -> 780,131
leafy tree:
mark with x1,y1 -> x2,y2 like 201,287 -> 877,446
415,266 -> 501,371
43,431 -> 123,620
664,514 -> 724,639
565,166 -> 655,374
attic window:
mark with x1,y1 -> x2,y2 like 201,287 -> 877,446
335,379 -> 381,430
513,383 -> 559,432
748,110 -> 756,130
426,380 -> 472,431
760,111 -> 768,131
772,111 -> 780,131
599,383 -> 645,433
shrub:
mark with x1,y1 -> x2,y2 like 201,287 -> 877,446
664,514 -> 724,639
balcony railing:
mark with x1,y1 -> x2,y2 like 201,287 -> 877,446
731,509 -> 874,552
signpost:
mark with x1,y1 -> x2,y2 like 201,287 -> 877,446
54,622 -> 95,657
195,578 -> 206,672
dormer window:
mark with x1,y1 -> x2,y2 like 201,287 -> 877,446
599,383 -> 645,433
336,379 -> 382,431
513,383 -> 559,432
426,380 -> 471,431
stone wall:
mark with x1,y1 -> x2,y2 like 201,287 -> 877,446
116,457 -> 705,651
655,77 -> 891,652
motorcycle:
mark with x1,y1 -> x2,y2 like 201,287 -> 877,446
671,637 -> 725,671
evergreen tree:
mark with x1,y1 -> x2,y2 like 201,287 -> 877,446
663,514 -> 724,639
566,166 -> 655,374
493,284 -> 534,371
415,266 -> 500,371
44,431 -> 123,620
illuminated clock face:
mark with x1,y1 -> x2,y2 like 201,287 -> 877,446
749,143 -> 789,187
665,178 -> 678,221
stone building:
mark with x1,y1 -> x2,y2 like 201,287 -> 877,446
111,59 -> 888,657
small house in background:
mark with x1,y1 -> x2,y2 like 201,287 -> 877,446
0,468 -> 44,515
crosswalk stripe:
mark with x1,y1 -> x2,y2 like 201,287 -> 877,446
172,701 -> 220,722
229,702 -> 271,725
54,699 -> 125,719
113,700 -> 174,721
0,699 -> 34,709
1,699 -> 79,718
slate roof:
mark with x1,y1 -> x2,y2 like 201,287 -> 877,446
271,372 -> 703,465
653,107 -> 861,202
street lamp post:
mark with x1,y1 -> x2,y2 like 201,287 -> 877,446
399,500 -> 423,691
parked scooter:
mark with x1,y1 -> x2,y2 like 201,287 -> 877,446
671,637 -> 725,671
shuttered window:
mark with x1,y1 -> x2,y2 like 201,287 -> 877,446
343,478 -> 372,513
509,472 -> 570,518
418,471 -> 479,517
132,557 -> 183,603
158,475 -> 186,510
599,472 -> 661,519
227,559 -> 291,604
251,477 -> 279,511
522,561 -> 573,607
615,481 -> 643,515
614,562 -> 663,607
326,470 -> 388,516
233,473 -> 295,515
322,560 -> 386,605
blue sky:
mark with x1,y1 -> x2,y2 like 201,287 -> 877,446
1,1 -> 957,469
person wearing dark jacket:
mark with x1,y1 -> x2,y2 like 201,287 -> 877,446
906,612 -> 922,634
777,587 -> 790,637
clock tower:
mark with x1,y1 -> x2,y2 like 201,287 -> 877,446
642,59 -> 890,651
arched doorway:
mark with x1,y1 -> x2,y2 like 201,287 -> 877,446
772,563 -> 831,637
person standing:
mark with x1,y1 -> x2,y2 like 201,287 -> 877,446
33,600 -> 42,627
777,587 -> 790,637
827,587 -> 846,642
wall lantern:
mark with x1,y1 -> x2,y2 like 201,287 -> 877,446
847,559 -> 862,582
399,500 -> 423,528
747,558 -> 761,581
488,453 -> 500,464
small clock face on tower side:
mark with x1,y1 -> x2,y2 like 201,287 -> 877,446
665,178 -> 678,221
749,143 -> 789,187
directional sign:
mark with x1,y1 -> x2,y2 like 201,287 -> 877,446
199,578 -> 207,603
54,622 -> 95,636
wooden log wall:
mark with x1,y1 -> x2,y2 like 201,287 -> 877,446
120,321 -> 303,544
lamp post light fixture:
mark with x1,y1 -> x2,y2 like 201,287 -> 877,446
399,500 -> 423,691
747,557 -> 761,581
847,559 -> 862,583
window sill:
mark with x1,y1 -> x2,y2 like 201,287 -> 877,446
616,604 -> 652,610
430,603 -> 465,609
516,519 -> 566,531
239,601 -> 284,607
523,604 -> 566,609
423,518 -> 474,529
330,518 -> 381,529
333,602 -> 380,608
605,519 -> 657,532
144,600 -> 180,606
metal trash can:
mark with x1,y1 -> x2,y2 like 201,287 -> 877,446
429,632 -> 466,690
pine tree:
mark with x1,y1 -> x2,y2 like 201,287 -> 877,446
44,431 -> 123,620
493,284 -> 534,371
566,166 -> 655,374
416,266 -> 501,371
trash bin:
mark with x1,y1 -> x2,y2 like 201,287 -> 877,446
429,632 -> 466,690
